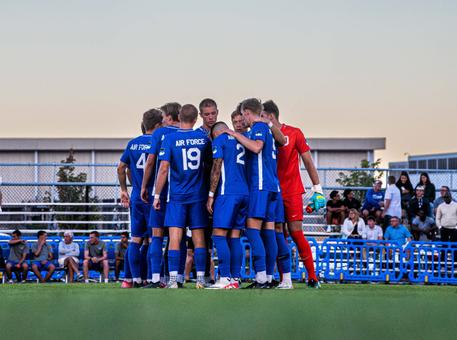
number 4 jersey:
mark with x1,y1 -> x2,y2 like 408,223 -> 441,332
159,129 -> 212,203
120,134 -> 153,201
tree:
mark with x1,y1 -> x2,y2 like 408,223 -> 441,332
46,150 -> 100,229
336,159 -> 384,201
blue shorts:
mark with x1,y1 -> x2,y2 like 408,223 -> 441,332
32,261 -> 53,271
275,193 -> 285,224
149,198 -> 167,229
213,195 -> 249,230
164,200 -> 209,229
130,200 -> 152,238
248,190 -> 278,222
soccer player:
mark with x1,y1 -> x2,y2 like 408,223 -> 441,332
206,121 -> 249,289
141,102 -> 182,288
153,104 -> 212,289
231,109 -> 248,134
198,98 -> 218,135
224,98 -> 284,288
117,109 -> 163,288
261,100 -> 326,288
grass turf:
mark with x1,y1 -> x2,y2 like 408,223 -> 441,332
0,283 -> 456,340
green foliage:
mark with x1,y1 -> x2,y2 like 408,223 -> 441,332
336,159 -> 384,201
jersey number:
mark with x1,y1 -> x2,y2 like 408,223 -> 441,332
182,148 -> 201,170
236,144 -> 245,165
136,153 -> 146,169
272,138 -> 277,160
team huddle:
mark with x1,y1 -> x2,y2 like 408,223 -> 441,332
118,98 -> 326,289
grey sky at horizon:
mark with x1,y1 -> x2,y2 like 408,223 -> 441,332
1,1 -> 456,165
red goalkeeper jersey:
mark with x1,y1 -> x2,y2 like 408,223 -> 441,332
277,124 -> 311,197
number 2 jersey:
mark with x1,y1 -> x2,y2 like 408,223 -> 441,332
120,134 -> 154,201
159,129 -> 212,203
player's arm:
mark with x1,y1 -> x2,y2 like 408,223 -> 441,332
84,249 -> 90,261
224,130 -> 264,154
117,161 -> 130,208
207,158 -> 223,214
269,124 -> 286,146
141,154 -> 157,203
153,161 -> 170,210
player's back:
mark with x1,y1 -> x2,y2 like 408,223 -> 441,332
120,134 -> 153,200
160,129 -> 211,203
212,134 -> 248,196
246,122 -> 279,192
277,124 -> 310,196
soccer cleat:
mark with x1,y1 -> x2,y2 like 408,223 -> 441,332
206,278 -> 232,289
243,281 -> 271,289
195,280 -> 206,289
121,281 -> 133,289
132,282 -> 143,288
142,282 -> 162,289
269,280 -> 280,289
8,280 -> 14,284
307,279 -> 321,289
167,281 -> 179,289
230,278 -> 241,289
277,281 -> 294,289
177,282 -> 185,289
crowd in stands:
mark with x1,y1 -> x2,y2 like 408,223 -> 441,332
326,171 -> 457,245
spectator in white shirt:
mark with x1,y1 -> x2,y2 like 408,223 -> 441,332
58,231 -> 81,283
341,209 -> 365,239
382,176 -> 402,228
362,216 -> 384,242
436,193 -> 457,244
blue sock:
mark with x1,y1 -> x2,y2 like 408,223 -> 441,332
168,249 -> 180,274
179,237 -> 187,277
194,247 -> 207,273
261,229 -> 278,276
151,236 -> 164,281
128,242 -> 142,280
212,235 -> 230,278
245,228 -> 266,273
229,237 -> 242,279
276,232 -> 291,274
140,244 -> 149,281
123,247 -> 132,279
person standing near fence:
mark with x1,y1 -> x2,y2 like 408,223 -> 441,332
436,193 -> 457,245
382,176 -> 402,227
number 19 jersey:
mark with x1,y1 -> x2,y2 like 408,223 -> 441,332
159,129 -> 211,203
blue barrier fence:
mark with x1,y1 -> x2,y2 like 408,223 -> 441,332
1,237 -> 457,285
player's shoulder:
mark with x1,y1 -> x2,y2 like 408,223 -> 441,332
282,124 -> 303,135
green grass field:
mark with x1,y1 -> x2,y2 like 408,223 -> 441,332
1,283 -> 456,340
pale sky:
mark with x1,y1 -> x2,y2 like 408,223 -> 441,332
1,0 -> 456,164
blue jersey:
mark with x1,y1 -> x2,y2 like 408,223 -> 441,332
120,134 -> 153,201
212,134 -> 249,196
197,125 -> 211,138
147,126 -> 180,198
159,129 -> 211,203
246,122 -> 280,192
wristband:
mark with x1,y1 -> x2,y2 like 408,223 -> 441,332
312,184 -> 323,194
154,194 -> 160,200
268,121 -> 273,128
208,192 -> 215,198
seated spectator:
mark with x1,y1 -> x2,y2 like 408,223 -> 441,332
341,209 -> 365,239
362,180 -> 385,220
5,230 -> 29,283
396,171 -> 414,212
31,230 -> 56,283
382,176 -> 402,227
58,231 -> 81,283
83,231 -> 109,283
384,216 -> 412,246
342,189 -> 361,211
411,210 -> 437,241
409,186 -> 430,220
415,172 -> 436,203
115,232 -> 129,282
362,216 -> 383,242
326,190 -> 346,227
433,186 -> 456,215
436,193 -> 457,244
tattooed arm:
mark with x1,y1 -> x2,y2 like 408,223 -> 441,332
207,158 -> 223,214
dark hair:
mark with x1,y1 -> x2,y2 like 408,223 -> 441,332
12,229 -> 22,237
343,189 -> 353,198
241,98 -> 262,115
210,121 -> 228,139
37,230 -> 47,238
396,171 -> 413,192
160,102 -> 181,122
142,109 -> 163,132
199,98 -> 217,112
179,104 -> 199,123
419,172 -> 431,186
231,110 -> 242,120
367,216 -> 376,222
121,232 -> 129,238
90,231 -> 100,238
262,100 -> 279,119
330,190 -> 339,199
441,186 -> 450,191
388,175 -> 396,185
141,123 -> 146,134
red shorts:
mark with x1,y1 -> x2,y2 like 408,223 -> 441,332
283,194 -> 304,222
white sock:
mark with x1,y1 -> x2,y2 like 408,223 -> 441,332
197,271 -> 205,282
104,278 -> 109,283
152,274 -> 160,283
267,275 -> 273,283
133,278 -> 142,284
124,279 -> 132,283
282,272 -> 292,283
85,280 -> 89,284
177,274 -> 184,284
256,271 -> 267,284
169,271 -> 178,282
